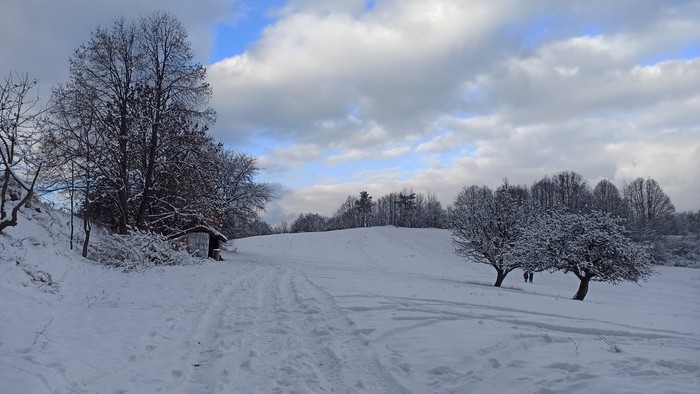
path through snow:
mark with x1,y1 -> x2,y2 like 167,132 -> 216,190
176,263 -> 394,393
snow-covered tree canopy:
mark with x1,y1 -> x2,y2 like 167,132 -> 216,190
449,183 -> 537,287
515,211 -> 654,300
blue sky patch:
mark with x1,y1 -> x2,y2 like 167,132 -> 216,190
210,0 -> 285,62
641,44 -> 700,66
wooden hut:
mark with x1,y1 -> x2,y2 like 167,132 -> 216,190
170,222 -> 228,260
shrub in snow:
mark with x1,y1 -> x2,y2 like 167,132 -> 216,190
22,266 -> 61,294
90,230 -> 204,271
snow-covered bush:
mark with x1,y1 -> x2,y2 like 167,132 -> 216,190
89,230 -> 204,271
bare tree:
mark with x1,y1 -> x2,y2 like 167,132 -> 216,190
0,72 -> 43,232
216,150 -> 274,238
329,195 -> 360,230
552,170 -> 591,213
623,177 -> 675,224
41,84 -> 100,256
68,16 -> 141,234
531,171 -> 591,213
423,192 -> 446,229
355,191 -> 373,228
530,175 -> 558,211
591,179 -> 625,217
133,11 -> 215,227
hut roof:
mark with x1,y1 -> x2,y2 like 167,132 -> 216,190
169,223 -> 228,243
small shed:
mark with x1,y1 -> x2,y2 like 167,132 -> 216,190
170,223 -> 228,260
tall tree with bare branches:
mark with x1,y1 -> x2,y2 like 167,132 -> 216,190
0,72 -> 43,233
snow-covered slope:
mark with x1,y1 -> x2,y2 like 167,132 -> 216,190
1,212 -> 699,393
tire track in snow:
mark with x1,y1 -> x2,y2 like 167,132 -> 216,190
174,262 -> 264,393
178,261 -> 402,393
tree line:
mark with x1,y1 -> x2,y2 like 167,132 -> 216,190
0,12 -> 273,256
269,170 -> 694,244
272,189 -> 447,234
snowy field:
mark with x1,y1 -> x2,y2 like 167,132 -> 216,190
1,208 -> 699,393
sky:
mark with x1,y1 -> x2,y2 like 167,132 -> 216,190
2,0 -> 699,225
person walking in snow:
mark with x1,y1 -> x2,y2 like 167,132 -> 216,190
528,271 -> 534,283
524,271 -> 529,282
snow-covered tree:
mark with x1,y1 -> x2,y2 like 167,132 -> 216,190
51,12 -> 215,235
449,183 -> 537,287
515,211 -> 654,301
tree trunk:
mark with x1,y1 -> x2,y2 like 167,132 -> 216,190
573,275 -> 592,301
136,113 -> 159,227
82,217 -> 91,258
494,268 -> 507,287
0,164 -> 40,233
0,168 -> 10,219
136,81 -> 164,228
82,191 -> 91,258
69,161 -> 75,250
117,109 -> 130,235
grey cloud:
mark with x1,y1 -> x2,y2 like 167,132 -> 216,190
1,0 -> 233,97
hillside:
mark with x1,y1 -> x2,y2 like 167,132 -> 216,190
1,208 -> 699,393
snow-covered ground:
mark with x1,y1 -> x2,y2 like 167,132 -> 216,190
1,207 -> 699,393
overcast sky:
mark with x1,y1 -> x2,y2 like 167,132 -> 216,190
2,0 -> 699,225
